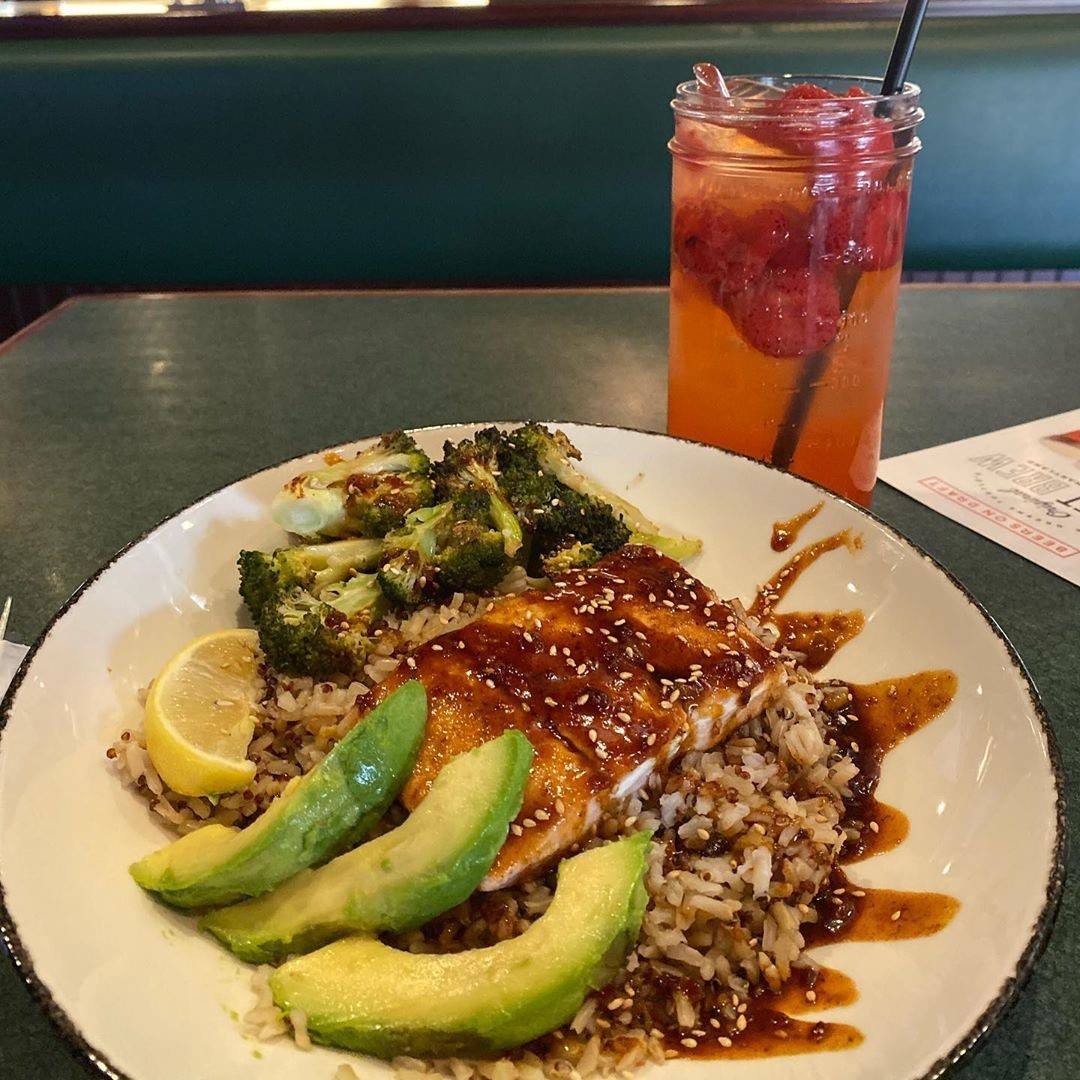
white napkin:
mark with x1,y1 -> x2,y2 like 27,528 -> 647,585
1,641 -> 29,698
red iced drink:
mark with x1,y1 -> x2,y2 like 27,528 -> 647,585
668,73 -> 923,504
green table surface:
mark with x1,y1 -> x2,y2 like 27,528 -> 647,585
0,285 -> 1076,1078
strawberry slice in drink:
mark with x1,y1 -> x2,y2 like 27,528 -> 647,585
672,202 -> 740,279
728,265 -> 842,359
858,187 -> 909,270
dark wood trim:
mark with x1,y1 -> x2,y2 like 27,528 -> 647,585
2,1 -> 1078,41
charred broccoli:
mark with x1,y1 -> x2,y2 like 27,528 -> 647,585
238,537 -> 389,678
432,430 -> 523,556
540,541 -> 602,578
270,431 -> 434,540
378,494 -> 511,607
238,537 -> 385,621
257,573 -> 386,679
500,423 -> 702,564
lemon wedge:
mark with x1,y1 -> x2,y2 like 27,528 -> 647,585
144,629 -> 262,797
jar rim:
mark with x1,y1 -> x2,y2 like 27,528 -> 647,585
672,74 -> 922,123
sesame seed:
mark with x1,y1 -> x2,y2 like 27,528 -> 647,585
549,645 -> 557,656
708,1018 -> 721,1030
891,909 -> 902,921
577,693 -> 590,705
577,664 -> 587,675
806,990 -> 817,1003
555,798 -> 565,814
645,662 -> 655,672
696,828 -> 709,841
869,820 -> 880,833
510,824 -> 523,836
614,618 -> 626,627
719,1036 -> 733,1048
431,643 -> 443,652
624,815 -> 638,828
484,679 -> 496,689
523,631 -> 533,643
680,1038 -> 698,1049
617,711 -> 632,723
406,657 -> 417,669
735,1015 -> 747,1032
660,701 -> 673,710
619,671 -> 633,680
588,729 -> 598,742
535,808 -> 550,821
523,818 -> 536,828
647,733 -> 657,746
544,697 -> 557,707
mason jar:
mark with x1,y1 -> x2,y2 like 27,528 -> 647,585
668,73 -> 924,505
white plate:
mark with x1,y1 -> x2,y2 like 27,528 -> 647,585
0,424 -> 1064,1080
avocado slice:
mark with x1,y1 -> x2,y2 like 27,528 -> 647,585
200,729 -> 533,963
130,681 -> 427,909
269,831 -> 651,1057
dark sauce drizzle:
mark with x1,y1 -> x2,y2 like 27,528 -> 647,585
771,500 -> 824,552
663,520 -> 959,1060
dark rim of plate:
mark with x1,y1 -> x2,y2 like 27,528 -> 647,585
0,421 -> 1067,1080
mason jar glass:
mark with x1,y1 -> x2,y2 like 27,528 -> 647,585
668,74 -> 924,505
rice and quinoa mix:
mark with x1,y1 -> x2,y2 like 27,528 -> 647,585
110,570 -> 861,1080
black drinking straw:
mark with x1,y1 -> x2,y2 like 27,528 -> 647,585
769,0 -> 930,473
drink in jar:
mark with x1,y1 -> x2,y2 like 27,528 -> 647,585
668,72 -> 923,505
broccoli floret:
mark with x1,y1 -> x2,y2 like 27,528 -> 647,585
257,573 -> 386,679
541,541 -> 602,578
438,517 -> 514,595
238,538 -> 385,622
377,504 -> 453,606
238,549 -> 302,623
433,431 -> 523,556
502,423 -> 702,562
377,496 -> 512,607
270,431 -> 435,540
532,488 -> 631,564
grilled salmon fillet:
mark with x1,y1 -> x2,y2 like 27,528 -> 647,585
371,545 -> 784,889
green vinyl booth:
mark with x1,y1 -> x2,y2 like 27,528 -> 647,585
1,14 -> 1078,289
